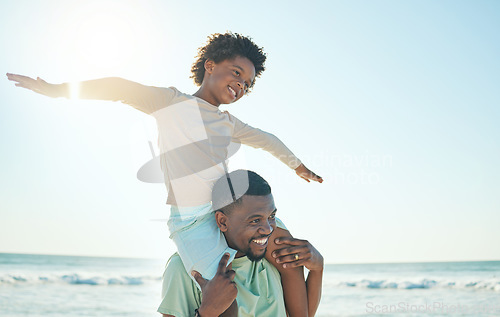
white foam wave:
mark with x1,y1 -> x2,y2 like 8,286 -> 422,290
3,273 -> 500,292
325,278 -> 500,291
0,273 -> 161,286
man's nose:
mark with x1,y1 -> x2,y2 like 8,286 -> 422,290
259,220 -> 273,235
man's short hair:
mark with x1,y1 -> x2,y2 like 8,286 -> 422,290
212,170 -> 271,214
191,32 -> 267,92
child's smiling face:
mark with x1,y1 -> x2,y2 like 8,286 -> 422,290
204,56 -> 256,105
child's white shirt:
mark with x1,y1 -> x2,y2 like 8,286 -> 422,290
119,85 -> 301,207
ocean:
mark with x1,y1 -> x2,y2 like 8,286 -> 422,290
1,253 -> 499,316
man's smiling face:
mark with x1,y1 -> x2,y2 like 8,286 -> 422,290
216,194 -> 277,261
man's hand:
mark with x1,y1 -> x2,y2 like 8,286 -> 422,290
6,73 -> 66,98
295,163 -> 323,183
272,237 -> 324,271
191,253 -> 237,317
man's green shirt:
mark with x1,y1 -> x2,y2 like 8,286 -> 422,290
157,253 -> 286,317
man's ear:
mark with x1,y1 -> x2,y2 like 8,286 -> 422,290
204,59 -> 215,74
215,210 -> 228,232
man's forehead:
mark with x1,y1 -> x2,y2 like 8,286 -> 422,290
237,194 -> 275,216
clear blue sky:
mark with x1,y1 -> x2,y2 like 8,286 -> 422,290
1,0 -> 499,263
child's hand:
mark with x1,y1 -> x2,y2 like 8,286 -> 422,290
192,253 -> 237,316
6,73 -> 65,98
295,163 -> 323,183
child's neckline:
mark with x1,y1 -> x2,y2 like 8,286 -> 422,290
190,95 -> 220,111
191,94 -> 221,109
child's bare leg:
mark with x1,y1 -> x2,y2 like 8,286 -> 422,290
266,227 -> 308,317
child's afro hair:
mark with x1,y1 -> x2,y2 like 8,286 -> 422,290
191,32 -> 267,92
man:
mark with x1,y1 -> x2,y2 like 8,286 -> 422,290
158,170 -> 323,316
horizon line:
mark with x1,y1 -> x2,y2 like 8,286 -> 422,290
1,251 -> 499,265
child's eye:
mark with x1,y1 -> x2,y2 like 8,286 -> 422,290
233,70 -> 240,76
269,214 -> 276,220
250,219 -> 260,224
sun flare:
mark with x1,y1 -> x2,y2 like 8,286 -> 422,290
72,13 -> 134,69
53,1 -> 160,75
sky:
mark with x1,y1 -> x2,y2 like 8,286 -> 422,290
0,0 -> 499,264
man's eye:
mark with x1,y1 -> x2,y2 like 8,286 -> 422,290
233,70 -> 240,76
250,219 -> 260,224
270,214 -> 276,220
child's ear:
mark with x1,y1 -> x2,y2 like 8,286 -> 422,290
204,59 -> 215,74
215,210 -> 228,232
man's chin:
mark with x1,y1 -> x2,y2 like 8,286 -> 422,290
246,247 -> 267,262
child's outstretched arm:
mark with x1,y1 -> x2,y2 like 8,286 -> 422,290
6,73 -> 170,115
231,116 -> 324,184
7,73 -> 68,98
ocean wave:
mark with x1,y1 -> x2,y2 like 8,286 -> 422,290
3,273 -> 500,292
0,273 -> 161,286
326,278 -> 500,291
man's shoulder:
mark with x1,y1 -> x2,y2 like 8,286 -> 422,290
162,253 -> 197,291
164,253 -> 187,276
167,252 -> 182,265
158,253 -> 201,317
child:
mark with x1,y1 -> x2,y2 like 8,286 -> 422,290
7,32 -> 323,316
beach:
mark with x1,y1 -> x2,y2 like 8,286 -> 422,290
1,253 -> 499,316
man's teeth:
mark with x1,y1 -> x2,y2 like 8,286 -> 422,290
252,237 -> 268,245
228,86 -> 236,98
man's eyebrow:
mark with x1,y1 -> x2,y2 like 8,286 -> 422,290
245,209 -> 277,221
246,214 -> 262,220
